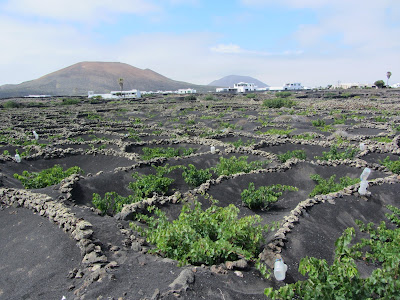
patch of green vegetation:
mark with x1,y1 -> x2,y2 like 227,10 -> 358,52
314,145 -> 358,160
2,100 -> 20,108
374,116 -> 388,123
14,165 -> 83,189
292,133 -> 317,140
68,137 -> 85,143
184,95 -> 197,101
257,128 -> 293,136
277,150 -> 307,163
186,120 -> 196,125
212,156 -> 267,176
2,150 -> 10,156
86,112 -> 102,120
127,129 -> 141,142
141,146 -> 195,160
265,205 -> 400,300
311,119 -> 326,127
61,98 -> 80,105
241,183 -> 298,210
182,164 -> 212,187
92,165 -> 176,215
246,93 -> 257,99
263,98 -> 295,109
131,200 -> 271,266
199,115 -> 213,120
379,156 -> 400,174
309,174 -> 360,197
275,91 -> 292,98
227,138 -> 256,148
333,116 -> 346,125
371,136 -> 392,143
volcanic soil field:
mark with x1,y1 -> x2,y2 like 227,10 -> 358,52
1,90 -> 399,300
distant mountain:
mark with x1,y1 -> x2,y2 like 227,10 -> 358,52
209,75 -> 269,88
0,62 -> 211,98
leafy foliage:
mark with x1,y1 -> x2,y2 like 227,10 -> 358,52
228,138 -> 256,148
13,165 -> 83,189
141,146 -> 196,160
275,91 -> 292,98
277,150 -> 307,163
292,133 -> 317,140
241,182 -> 298,210
311,119 -> 326,127
265,205 -> 400,299
182,164 -> 212,187
315,145 -> 358,160
132,200 -> 270,265
309,174 -> 360,197
61,98 -> 80,105
212,156 -> 267,176
380,156 -> 400,174
263,98 -> 295,108
92,165 -> 176,215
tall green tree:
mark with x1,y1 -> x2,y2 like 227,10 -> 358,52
374,80 -> 385,88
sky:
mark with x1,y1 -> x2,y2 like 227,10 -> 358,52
0,0 -> 399,87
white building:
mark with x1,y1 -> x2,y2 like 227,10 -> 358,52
88,89 -> 141,99
177,88 -> 197,94
283,83 -> 303,90
391,83 -> 400,88
216,82 -> 257,93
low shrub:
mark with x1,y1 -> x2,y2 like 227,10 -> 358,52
182,164 -> 212,187
141,146 -> 195,160
309,174 -> 360,197
241,182 -> 298,210
275,91 -> 292,98
61,98 -> 80,105
380,156 -> 400,174
14,165 -> 83,189
265,205 -> 400,299
228,138 -> 256,148
263,98 -> 295,108
212,156 -> 267,176
277,150 -> 307,163
132,200 -> 270,265
315,145 -> 358,160
184,95 -> 196,101
2,100 -> 20,108
311,119 -> 326,127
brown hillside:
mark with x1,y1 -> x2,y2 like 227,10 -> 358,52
0,62 -> 207,98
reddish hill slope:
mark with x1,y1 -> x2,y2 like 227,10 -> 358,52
0,62 -> 207,97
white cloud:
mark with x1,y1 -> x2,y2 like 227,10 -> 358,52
2,0 -> 160,22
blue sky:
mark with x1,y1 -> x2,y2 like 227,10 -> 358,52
0,0 -> 399,87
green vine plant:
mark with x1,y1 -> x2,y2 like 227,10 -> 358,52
379,156 -> 400,174
314,145 -> 358,161
13,165 -> 83,189
182,164 -> 212,187
241,183 -> 298,210
92,164 -> 177,215
131,199 -> 272,266
212,156 -> 268,176
277,150 -> 307,163
227,138 -> 256,149
309,174 -> 360,197
141,146 -> 196,160
265,205 -> 400,299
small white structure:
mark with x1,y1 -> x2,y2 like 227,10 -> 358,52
391,83 -> 400,88
88,89 -> 141,99
283,83 -> 303,90
216,82 -> 257,93
177,88 -> 197,94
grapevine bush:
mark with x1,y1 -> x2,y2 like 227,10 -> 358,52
182,164 -> 212,187
277,150 -> 307,163
13,165 -> 83,189
241,183 -> 298,210
212,156 -> 267,176
309,174 -> 360,197
380,156 -> 400,174
315,145 -> 358,161
132,200 -> 271,266
141,146 -> 195,160
265,205 -> 400,299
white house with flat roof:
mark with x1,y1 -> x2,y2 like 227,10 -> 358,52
283,83 -> 303,90
216,82 -> 257,93
88,89 -> 141,99
177,88 -> 196,94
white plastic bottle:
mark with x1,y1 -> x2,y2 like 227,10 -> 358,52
274,258 -> 288,281
359,143 -> 366,151
360,167 -> 371,181
358,180 -> 369,195
210,146 -> 216,154
15,153 -> 21,163
33,130 -> 39,140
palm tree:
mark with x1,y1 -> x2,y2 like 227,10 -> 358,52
386,72 -> 392,86
118,78 -> 124,92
